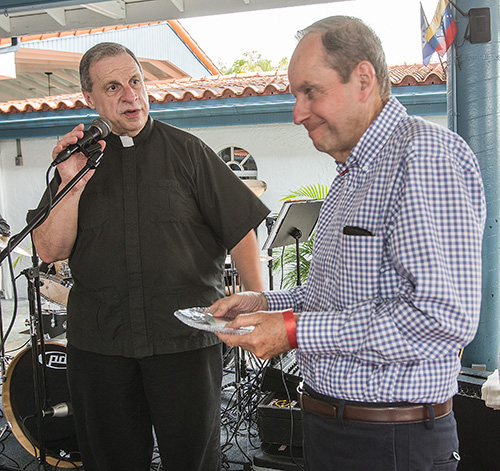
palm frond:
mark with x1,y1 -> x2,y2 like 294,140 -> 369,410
272,183 -> 329,289
280,183 -> 328,201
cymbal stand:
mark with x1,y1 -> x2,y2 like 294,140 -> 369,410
0,148 -> 103,470
24,248 -> 48,470
225,257 -> 247,387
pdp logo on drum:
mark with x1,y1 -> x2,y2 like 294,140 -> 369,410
39,350 -> 67,370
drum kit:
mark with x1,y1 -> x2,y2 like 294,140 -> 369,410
0,139 -> 105,469
2,259 -> 81,468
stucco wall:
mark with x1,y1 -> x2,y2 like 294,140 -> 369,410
0,113 -> 448,294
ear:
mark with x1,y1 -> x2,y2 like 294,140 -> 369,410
82,89 -> 96,110
354,61 -> 377,100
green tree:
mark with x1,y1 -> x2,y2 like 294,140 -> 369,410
221,51 -> 288,74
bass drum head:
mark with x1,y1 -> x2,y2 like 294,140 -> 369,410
3,342 -> 81,468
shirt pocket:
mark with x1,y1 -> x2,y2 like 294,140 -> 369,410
79,185 -> 109,230
333,234 -> 384,305
149,180 -> 190,224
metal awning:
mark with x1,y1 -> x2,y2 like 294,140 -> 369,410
0,0 -> 342,39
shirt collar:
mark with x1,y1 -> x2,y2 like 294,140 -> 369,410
105,115 -> 154,148
339,97 -> 408,175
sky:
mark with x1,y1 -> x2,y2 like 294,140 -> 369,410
181,0 -> 441,69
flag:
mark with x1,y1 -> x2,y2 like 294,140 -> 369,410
425,0 -> 457,57
420,3 -> 435,65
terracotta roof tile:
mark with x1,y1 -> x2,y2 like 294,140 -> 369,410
0,63 -> 445,115
389,63 -> 447,85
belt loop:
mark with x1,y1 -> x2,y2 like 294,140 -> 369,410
425,404 -> 435,430
337,400 -> 346,430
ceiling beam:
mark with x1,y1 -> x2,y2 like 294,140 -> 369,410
84,0 -> 126,19
0,16 -> 12,33
170,0 -> 184,13
45,7 -> 67,25
142,59 -> 186,79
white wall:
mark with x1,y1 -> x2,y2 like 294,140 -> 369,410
0,113 -> 447,296
0,136 -> 57,298
190,122 -> 337,214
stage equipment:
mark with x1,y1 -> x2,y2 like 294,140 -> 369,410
454,367 -> 498,471
253,443 -> 304,471
2,342 -> 81,468
243,179 -> 267,197
0,239 -> 31,257
263,200 -> 323,286
253,351 -> 304,470
38,273 -> 71,308
0,138 -> 103,470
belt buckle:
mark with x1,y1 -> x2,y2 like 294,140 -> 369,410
297,382 -> 305,407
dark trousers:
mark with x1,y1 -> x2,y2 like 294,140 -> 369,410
66,343 -> 222,471
302,400 -> 460,471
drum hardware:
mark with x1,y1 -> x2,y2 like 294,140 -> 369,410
243,179 -> 267,198
53,259 -> 71,279
38,272 -> 72,308
38,271 -> 71,340
0,144 -> 103,470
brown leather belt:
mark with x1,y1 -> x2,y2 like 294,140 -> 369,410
297,386 -> 453,424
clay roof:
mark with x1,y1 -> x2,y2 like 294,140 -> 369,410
0,63 -> 446,115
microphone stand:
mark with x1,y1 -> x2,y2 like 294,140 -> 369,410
0,147 -> 103,471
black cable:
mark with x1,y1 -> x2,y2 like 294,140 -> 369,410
279,354 -> 304,471
220,350 -> 268,468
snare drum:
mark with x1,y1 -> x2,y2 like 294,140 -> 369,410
39,273 -> 72,308
2,342 -> 81,468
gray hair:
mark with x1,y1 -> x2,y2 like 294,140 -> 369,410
297,16 -> 391,101
79,42 -> 143,92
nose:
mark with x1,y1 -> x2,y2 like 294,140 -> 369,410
122,85 -> 138,102
293,96 -> 309,125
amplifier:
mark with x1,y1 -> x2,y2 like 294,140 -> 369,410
455,367 -> 499,471
257,393 -> 302,448
253,443 -> 304,471
261,352 -> 302,397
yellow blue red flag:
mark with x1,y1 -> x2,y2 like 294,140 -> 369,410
420,3 -> 435,65
425,0 -> 457,57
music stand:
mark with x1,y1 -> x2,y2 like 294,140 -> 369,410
262,199 -> 323,286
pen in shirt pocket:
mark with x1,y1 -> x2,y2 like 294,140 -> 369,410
343,225 -> 373,236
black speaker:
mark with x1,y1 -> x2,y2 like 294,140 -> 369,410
253,443 -> 304,471
455,368 -> 500,471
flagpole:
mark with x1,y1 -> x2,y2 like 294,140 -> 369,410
437,49 -> 447,81
437,6 -> 448,80
420,0 -> 448,80
420,2 -> 434,66
447,0 -> 467,17
421,3 -> 446,78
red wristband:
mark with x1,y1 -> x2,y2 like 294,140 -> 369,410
283,309 -> 298,350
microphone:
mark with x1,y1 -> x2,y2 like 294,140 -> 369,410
51,117 -> 112,167
42,402 -> 73,418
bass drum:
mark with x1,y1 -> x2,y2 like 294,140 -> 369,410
2,342 -> 81,468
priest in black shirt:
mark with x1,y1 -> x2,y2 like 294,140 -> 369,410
32,42 -> 269,471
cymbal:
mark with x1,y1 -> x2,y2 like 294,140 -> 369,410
0,238 -> 32,257
225,253 -> 272,265
243,179 -> 267,197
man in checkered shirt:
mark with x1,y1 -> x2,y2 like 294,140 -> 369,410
212,16 -> 486,471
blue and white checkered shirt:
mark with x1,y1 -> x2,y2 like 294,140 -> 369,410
265,97 -> 486,404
